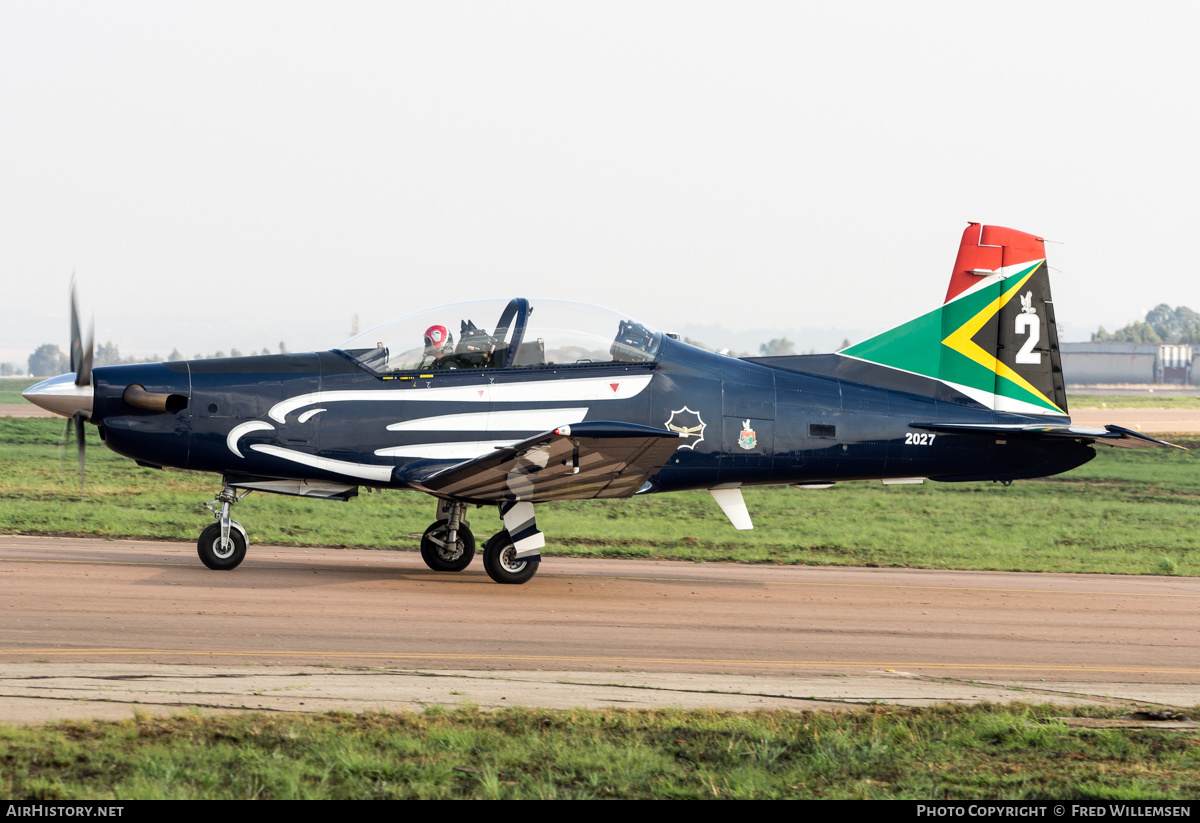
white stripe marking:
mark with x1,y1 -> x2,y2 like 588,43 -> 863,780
373,440 -> 519,460
226,421 -> 275,458
386,407 -> 589,433
267,374 -> 651,423
835,355 -> 1065,416
249,444 -> 394,482
948,259 -> 1046,303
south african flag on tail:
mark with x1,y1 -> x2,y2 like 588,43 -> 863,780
841,223 -> 1068,417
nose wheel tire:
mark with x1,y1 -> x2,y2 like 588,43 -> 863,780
420,521 -> 476,572
197,523 -> 247,570
483,531 -> 539,584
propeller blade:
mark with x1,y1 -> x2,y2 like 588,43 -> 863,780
69,277 -> 82,373
76,326 -> 93,388
59,415 -> 72,468
74,410 -> 86,490
69,277 -> 93,387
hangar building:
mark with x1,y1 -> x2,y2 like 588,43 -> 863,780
1060,343 -> 1195,386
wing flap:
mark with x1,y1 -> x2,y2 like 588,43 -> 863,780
909,421 -> 1184,450
407,421 -> 685,502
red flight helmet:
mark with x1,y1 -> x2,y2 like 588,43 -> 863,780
423,324 -> 453,355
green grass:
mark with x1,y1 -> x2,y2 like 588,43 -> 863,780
1,418 -> 1198,576
2,704 -> 1197,799
0,377 -> 37,405
1072,393 -> 1200,409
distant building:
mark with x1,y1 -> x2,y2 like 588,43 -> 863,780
1060,342 -> 1195,386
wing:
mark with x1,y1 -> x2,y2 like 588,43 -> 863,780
397,421 -> 686,502
909,421 -> 1183,450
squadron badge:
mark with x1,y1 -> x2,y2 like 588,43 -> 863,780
738,419 -> 757,450
665,407 -> 706,450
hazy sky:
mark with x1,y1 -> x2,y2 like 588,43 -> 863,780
3,1 -> 1199,365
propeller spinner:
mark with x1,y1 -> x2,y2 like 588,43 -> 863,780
23,280 -> 96,488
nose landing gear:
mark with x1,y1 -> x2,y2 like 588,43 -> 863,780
198,487 -> 250,570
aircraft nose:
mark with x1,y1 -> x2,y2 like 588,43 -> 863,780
22,373 -> 95,418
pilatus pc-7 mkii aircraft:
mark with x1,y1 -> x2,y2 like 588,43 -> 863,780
25,223 -> 1178,584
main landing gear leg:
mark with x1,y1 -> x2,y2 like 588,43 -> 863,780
198,486 -> 250,570
483,501 -> 542,584
420,499 -> 476,572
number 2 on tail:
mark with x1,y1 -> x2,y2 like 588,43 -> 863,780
1015,313 -> 1041,365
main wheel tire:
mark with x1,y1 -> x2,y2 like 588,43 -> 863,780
197,523 -> 247,570
420,521 -> 476,572
482,530 -> 539,584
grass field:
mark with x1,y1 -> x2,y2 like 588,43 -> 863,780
0,418 -> 1197,576
3,419 -> 1198,800
1072,393 -> 1200,409
3,705 -> 1198,799
0,377 -> 35,404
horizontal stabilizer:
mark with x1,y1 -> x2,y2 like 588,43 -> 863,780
909,421 -> 1183,450
406,421 -> 685,502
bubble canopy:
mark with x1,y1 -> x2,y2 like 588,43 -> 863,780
336,298 -> 664,374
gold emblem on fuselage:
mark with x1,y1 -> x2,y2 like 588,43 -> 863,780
665,407 -> 706,451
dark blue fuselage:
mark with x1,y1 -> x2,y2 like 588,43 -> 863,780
90,336 -> 1094,497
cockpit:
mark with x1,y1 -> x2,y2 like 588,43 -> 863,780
336,298 -> 663,374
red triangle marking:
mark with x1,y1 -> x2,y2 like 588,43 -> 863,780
477,390 -> 484,397
609,383 -> 619,393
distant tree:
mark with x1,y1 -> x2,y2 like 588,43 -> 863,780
1093,321 -> 1161,343
1093,305 -> 1200,344
1147,304 -> 1200,342
682,337 -> 711,351
260,347 -> 271,356
212,350 -> 227,359
29,344 -> 69,376
94,341 -> 122,366
230,348 -> 243,358
167,348 -> 183,361
278,341 -> 289,354
840,338 -> 851,350
0,362 -> 16,376
758,337 -> 795,356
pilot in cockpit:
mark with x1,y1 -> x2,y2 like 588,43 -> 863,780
422,324 -> 458,370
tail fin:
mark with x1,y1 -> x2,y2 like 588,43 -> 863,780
841,223 -> 1068,416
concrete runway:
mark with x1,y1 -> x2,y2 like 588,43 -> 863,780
0,404 -> 51,418
2,535 -> 1198,724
